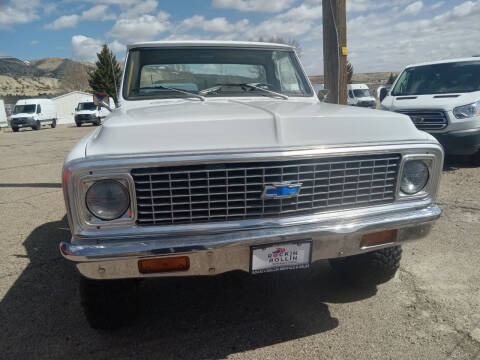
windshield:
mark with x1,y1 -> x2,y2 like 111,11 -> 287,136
353,89 -> 371,98
392,61 -> 480,96
13,104 -> 36,114
123,48 -> 312,100
77,102 -> 97,111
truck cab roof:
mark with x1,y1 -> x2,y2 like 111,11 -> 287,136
127,40 -> 294,51
405,57 -> 480,68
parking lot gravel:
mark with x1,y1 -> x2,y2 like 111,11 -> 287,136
0,124 -> 479,359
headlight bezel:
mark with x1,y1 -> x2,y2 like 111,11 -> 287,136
396,154 -> 436,200
75,173 -> 137,229
453,101 -> 480,119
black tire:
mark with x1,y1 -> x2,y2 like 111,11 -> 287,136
33,120 -> 41,130
76,122 -> 81,127
329,246 -> 402,285
94,119 -> 101,126
51,119 -> 57,128
470,151 -> 480,166
12,126 -> 19,132
80,276 -> 138,330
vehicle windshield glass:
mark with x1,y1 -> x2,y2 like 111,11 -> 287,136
392,61 -> 480,96
13,104 -> 36,114
77,102 -> 97,111
123,47 -> 312,100
353,89 -> 370,98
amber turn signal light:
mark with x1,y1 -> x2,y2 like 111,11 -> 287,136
138,256 -> 190,274
360,229 -> 398,248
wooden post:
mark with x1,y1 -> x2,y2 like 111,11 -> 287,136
322,0 -> 347,105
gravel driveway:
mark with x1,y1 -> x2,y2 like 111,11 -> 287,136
0,125 -> 479,359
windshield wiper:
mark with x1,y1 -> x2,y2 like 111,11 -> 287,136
133,85 -> 205,101
200,83 -> 288,100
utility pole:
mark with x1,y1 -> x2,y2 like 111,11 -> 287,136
322,0 -> 347,105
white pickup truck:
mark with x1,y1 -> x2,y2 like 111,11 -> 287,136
60,41 -> 443,329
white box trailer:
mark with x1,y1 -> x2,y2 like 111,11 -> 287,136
0,99 -> 7,128
10,99 -> 57,131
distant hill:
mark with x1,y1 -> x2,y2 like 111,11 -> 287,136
0,57 -> 94,96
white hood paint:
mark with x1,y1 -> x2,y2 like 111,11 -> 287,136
383,91 -> 480,112
85,99 -> 430,157
75,110 -> 97,115
11,113 -> 35,118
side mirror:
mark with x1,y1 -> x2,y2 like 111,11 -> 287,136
379,87 -> 388,102
93,92 -> 112,112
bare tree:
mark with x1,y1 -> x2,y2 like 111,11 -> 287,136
347,60 -> 353,84
60,60 -> 91,92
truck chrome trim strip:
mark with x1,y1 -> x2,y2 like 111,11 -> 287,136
60,205 -> 441,279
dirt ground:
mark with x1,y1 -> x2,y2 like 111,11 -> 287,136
0,124 -> 479,360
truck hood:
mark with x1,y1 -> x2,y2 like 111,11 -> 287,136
75,110 -> 97,115
11,113 -> 34,118
85,99 -> 431,157
385,91 -> 480,111
357,96 -> 376,102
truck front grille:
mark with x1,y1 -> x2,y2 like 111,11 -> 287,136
75,114 -> 93,120
132,153 -> 401,226
396,110 -> 448,131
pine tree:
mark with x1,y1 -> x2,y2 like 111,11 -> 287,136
386,72 -> 397,85
88,45 -> 121,104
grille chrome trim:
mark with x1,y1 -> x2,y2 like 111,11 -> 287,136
132,154 -> 401,226
396,110 -> 448,131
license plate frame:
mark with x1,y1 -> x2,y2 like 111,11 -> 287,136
250,240 -> 312,274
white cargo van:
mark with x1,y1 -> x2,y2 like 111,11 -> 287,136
347,84 -> 376,108
74,99 -> 113,127
10,99 -> 57,132
379,58 -> 480,163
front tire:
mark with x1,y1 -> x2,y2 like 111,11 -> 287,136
329,246 -> 402,285
33,120 -> 41,130
76,121 -> 81,127
12,126 -> 19,132
470,150 -> 480,166
80,277 -> 138,330
51,119 -> 57,128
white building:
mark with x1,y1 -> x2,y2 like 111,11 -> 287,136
52,91 -> 92,124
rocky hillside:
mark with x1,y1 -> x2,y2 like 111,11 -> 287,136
0,57 -> 94,96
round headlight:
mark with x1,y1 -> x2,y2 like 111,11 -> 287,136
400,160 -> 429,195
86,180 -> 130,220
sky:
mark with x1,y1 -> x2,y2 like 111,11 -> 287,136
0,0 -> 479,75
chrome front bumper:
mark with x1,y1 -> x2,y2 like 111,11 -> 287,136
60,204 -> 441,280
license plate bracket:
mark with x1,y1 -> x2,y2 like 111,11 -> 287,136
250,240 -> 312,274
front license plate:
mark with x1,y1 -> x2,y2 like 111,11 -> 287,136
250,241 -> 312,274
